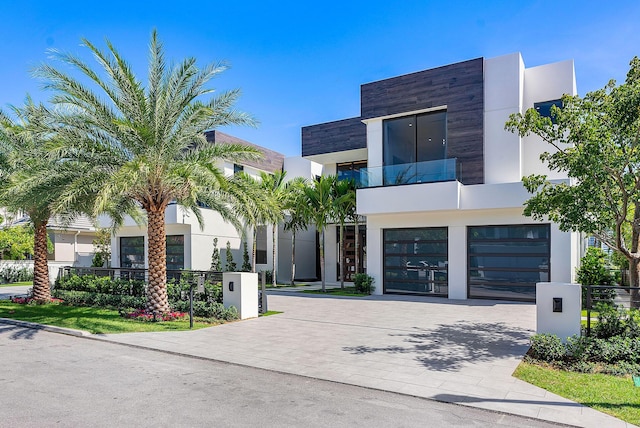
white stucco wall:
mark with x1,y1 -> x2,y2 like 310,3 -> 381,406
484,53 -> 524,184
522,59 -> 576,179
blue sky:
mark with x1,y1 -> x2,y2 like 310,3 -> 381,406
1,1 -> 639,157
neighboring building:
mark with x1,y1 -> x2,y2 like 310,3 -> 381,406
302,53 -> 581,302
104,131 -> 318,281
0,210 -> 98,267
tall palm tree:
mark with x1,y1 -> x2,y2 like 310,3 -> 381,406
0,100 -> 91,301
36,31 -> 260,314
283,177 -> 309,286
304,175 -> 335,292
234,172 -> 276,273
332,178 -> 356,289
259,170 -> 288,287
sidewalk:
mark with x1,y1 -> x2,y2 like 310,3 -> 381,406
94,293 -> 634,428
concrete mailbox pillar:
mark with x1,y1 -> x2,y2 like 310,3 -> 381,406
223,272 -> 258,320
536,282 -> 581,341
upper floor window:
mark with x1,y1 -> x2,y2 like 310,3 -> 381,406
337,160 -> 367,183
233,164 -> 244,174
534,100 -> 562,123
383,111 -> 447,166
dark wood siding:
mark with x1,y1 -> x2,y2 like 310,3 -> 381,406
301,117 -> 366,157
361,58 -> 485,184
205,130 -> 284,173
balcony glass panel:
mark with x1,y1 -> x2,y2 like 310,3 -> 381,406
359,158 -> 457,187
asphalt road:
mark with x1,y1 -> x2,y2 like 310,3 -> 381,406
0,325 -> 564,428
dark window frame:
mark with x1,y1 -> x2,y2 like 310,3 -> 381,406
382,110 -> 447,167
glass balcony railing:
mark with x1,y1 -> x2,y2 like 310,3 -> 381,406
359,158 -> 458,188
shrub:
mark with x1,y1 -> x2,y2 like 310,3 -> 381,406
578,247 -> 616,308
52,290 -> 146,309
529,334 -> 565,362
55,274 -> 145,297
170,300 -> 238,320
0,266 -> 34,283
121,309 -> 186,322
354,273 -> 375,294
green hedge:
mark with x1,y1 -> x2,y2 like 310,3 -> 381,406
56,274 -> 145,297
54,274 -> 229,318
53,290 -> 146,309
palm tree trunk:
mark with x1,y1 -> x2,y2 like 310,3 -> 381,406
252,227 -> 257,273
339,224 -> 345,289
272,223 -> 277,287
320,228 -> 326,292
291,229 -> 296,286
146,208 -> 169,314
32,221 -> 51,302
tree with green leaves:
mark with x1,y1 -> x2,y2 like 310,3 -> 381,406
505,57 -> 640,306
283,177 -> 309,286
331,178 -> 356,289
210,237 -> 221,271
36,31 -> 260,314
258,170 -> 288,287
241,241 -> 251,272
0,225 -> 37,260
225,240 -> 236,272
0,100 -> 92,301
304,175 -> 336,292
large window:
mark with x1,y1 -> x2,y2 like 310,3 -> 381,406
256,226 -> 267,264
120,236 -> 144,269
383,227 -> 448,296
534,99 -> 562,123
383,111 -> 447,166
119,235 -> 185,270
166,235 -> 185,271
337,160 -> 367,185
467,225 -> 550,302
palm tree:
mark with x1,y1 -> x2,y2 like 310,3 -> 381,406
283,177 -> 309,286
234,172 -> 276,273
303,175 -> 335,292
332,178 -> 356,289
0,100 -> 92,301
258,170 -> 288,287
36,31 -> 260,314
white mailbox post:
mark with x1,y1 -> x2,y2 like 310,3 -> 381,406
536,282 -> 582,341
223,272 -> 259,320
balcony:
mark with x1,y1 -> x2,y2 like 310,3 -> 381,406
358,158 -> 458,188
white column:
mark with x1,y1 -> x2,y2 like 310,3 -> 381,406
448,225 -> 467,299
367,225 -> 383,295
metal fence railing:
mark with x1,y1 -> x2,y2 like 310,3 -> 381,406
582,284 -> 640,336
57,266 -> 223,284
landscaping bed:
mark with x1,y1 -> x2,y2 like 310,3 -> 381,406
519,304 -> 640,425
0,274 -> 239,333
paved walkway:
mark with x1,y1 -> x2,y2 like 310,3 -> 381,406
93,292 -> 633,428
0,285 -> 30,300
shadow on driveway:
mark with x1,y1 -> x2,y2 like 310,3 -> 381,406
343,321 -> 532,371
0,324 -> 40,340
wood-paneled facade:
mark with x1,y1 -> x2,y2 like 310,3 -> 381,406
301,57 -> 485,185
301,117 -> 366,158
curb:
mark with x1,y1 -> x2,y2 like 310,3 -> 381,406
0,318 -> 92,337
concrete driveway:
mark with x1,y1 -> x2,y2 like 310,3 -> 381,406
97,292 -> 632,428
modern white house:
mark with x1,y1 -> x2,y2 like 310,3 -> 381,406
103,131 -> 319,281
302,53 -> 581,301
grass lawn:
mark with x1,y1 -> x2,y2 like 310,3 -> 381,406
0,301 -> 221,334
259,310 -> 283,317
0,281 -> 33,288
301,286 -> 369,297
514,361 -> 640,425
